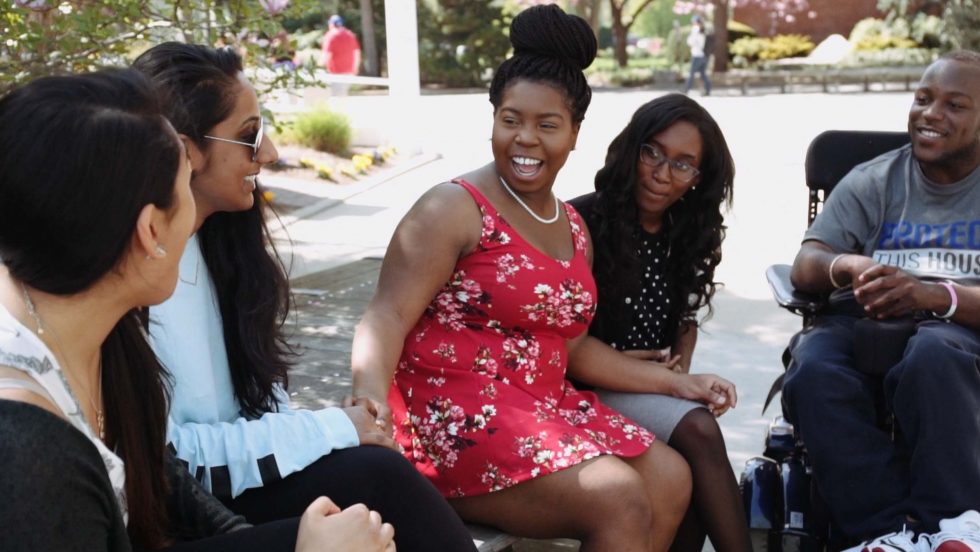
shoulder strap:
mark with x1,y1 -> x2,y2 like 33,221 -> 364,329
0,377 -> 53,401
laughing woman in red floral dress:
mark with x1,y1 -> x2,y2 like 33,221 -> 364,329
351,5 -> 700,551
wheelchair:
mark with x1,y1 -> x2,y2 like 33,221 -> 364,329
738,130 -> 911,552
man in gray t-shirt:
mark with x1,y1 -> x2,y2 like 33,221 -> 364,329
782,51 -> 980,548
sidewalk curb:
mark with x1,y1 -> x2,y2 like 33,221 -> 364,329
270,151 -> 443,229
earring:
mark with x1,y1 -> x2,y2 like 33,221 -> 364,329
155,245 -> 167,258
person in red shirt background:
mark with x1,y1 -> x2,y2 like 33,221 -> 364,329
321,14 -> 361,96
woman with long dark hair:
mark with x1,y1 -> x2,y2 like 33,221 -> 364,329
0,69 -> 394,552
568,93 -> 750,551
134,42 -> 474,551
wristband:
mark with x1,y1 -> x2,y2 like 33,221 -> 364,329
828,254 -> 846,289
933,281 -> 957,319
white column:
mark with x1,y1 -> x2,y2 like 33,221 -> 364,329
384,0 -> 421,99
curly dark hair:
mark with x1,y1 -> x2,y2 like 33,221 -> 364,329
590,94 -> 734,346
489,4 -> 596,123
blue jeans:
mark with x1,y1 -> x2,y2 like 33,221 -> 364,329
685,56 -> 711,94
783,316 -> 980,539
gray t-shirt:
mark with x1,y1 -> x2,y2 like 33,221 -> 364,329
805,144 -> 980,285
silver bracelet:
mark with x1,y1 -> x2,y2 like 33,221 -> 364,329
828,254 -> 846,289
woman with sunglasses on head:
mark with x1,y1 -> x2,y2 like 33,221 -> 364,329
568,93 -> 750,551
133,42 -> 474,552
0,68 -> 394,552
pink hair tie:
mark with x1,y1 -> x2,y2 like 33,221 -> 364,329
934,281 -> 957,320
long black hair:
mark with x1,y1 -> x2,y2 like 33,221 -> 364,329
489,4 -> 597,123
590,94 -> 734,346
133,42 -> 292,418
0,69 -> 179,549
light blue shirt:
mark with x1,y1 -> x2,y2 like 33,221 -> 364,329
150,235 -> 359,500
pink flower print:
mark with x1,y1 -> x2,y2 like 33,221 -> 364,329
426,376 -> 447,387
433,342 -> 457,364
501,331 -> 542,383
521,279 -> 596,328
480,208 -> 512,247
472,346 -> 499,378
410,397 -> 496,470
559,399 -> 598,426
429,270 -> 490,331
533,394 -> 559,422
569,217 -> 587,252
479,382 -> 498,399
606,413 -> 654,445
480,462 -> 517,492
495,254 -> 538,283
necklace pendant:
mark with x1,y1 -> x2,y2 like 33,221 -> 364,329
97,411 -> 105,440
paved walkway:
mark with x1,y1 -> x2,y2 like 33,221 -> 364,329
265,86 -> 915,550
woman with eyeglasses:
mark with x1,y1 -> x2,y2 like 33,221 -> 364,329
0,68 -> 394,552
132,42 -> 475,552
568,93 -> 751,551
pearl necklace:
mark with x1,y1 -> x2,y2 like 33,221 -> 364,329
498,176 -> 560,224
20,283 -> 105,440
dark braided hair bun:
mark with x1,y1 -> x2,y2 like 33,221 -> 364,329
490,4 -> 597,123
510,4 -> 596,71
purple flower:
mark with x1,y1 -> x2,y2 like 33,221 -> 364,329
14,0 -> 50,10
259,0 -> 289,15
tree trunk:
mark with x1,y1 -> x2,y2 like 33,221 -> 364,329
712,0 -> 729,73
359,0 -> 378,76
607,0 -> 626,67
585,0 -> 602,40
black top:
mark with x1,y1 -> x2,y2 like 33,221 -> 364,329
0,399 -> 250,552
568,192 -> 673,351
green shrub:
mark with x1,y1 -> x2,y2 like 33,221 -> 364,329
729,34 -> 814,66
289,108 -> 351,154
844,47 -> 937,67
850,17 -> 918,51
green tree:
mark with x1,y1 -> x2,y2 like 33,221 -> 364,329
0,0 -> 324,95
417,0 -> 510,87
609,0 -> 659,67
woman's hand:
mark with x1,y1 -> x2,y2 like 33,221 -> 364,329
345,395 -> 394,437
296,497 -> 396,552
668,373 -> 737,416
621,349 -> 682,372
341,402 -> 400,451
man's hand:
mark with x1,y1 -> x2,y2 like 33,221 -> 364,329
853,264 -> 929,319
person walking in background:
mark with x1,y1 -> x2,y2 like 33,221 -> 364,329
321,14 -> 361,96
684,15 -> 711,96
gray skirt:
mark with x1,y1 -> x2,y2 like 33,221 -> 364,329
594,389 -> 704,443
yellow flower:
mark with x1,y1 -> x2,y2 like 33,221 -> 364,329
316,164 -> 336,181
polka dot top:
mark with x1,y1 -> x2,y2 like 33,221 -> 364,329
611,229 -> 671,351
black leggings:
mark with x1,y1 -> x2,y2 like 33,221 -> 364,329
164,518 -> 299,552
221,446 -> 476,552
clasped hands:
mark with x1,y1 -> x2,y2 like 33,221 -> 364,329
842,257 -> 940,319
341,396 -> 400,451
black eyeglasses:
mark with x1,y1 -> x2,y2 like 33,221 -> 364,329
204,118 -> 264,161
639,143 -> 700,183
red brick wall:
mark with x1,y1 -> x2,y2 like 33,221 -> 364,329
733,0 -> 884,42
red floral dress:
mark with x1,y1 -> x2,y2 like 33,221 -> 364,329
389,180 -> 654,498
